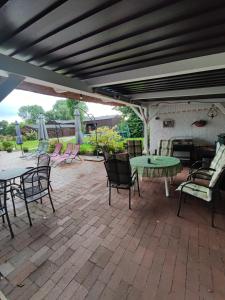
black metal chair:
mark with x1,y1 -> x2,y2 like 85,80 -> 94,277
104,154 -> 140,209
11,166 -> 55,226
37,153 -> 50,167
0,180 -> 14,238
25,153 -> 53,191
176,167 -> 225,227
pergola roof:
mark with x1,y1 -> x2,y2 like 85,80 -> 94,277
1,0 -> 225,105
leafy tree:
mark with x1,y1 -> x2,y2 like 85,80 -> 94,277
0,120 -> 9,135
115,106 -> 143,138
4,123 -> 16,136
66,99 -> 88,123
45,98 -> 88,123
18,105 -> 45,123
0,120 -> 17,136
50,100 -> 71,120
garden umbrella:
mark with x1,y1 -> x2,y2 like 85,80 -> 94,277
37,114 -> 48,140
15,121 -> 23,154
74,108 -> 83,144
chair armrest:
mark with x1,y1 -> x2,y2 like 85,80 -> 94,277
190,167 -> 215,175
187,168 -> 215,180
189,160 -> 202,173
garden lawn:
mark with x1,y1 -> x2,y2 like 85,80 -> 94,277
13,138 -> 94,154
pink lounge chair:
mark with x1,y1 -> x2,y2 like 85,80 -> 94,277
68,144 -> 81,163
51,143 -> 73,167
50,143 -> 62,158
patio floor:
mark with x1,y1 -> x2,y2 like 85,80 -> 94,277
1,152 -> 225,300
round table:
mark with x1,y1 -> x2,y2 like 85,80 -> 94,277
0,167 -> 29,181
130,155 -> 182,197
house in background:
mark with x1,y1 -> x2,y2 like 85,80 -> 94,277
24,115 -> 121,138
83,115 -> 121,133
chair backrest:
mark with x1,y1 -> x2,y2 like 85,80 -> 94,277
158,139 -> 173,156
127,140 -> 142,158
0,180 -> 6,211
209,166 -> 225,189
53,143 -> 62,155
216,142 -> 221,153
104,154 -> 132,186
71,144 -> 80,156
103,151 -> 110,161
64,143 -> 73,155
37,153 -> 50,167
210,144 -> 225,171
21,166 -> 50,198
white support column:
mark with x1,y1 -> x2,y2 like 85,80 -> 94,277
130,105 -> 150,154
215,103 -> 225,115
143,120 -> 149,154
0,74 -> 24,102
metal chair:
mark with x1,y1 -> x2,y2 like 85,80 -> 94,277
0,180 -> 14,238
189,143 -> 225,182
37,153 -> 50,166
176,167 -> 225,227
25,153 -> 53,191
11,166 -> 55,226
104,154 -> 140,209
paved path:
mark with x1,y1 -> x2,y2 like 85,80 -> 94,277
0,151 -> 225,299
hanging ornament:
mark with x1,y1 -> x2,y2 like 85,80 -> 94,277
207,104 -> 218,119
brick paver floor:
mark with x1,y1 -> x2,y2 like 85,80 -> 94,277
1,152 -> 225,299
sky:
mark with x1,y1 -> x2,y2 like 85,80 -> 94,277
0,89 -> 119,122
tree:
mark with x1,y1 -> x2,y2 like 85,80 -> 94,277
18,105 -> 45,123
0,120 -> 9,135
51,100 -> 71,120
66,99 -> 88,123
115,106 -> 143,138
5,123 -> 16,136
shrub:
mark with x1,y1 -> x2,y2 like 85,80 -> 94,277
79,143 -> 94,155
24,130 -> 37,141
2,141 -> 13,150
6,147 -> 13,153
89,126 -> 124,153
0,135 -> 14,142
48,140 -> 58,153
23,147 -> 29,153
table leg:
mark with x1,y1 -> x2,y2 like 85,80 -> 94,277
164,177 -> 169,197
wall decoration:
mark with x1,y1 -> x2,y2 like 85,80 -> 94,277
192,120 -> 207,127
207,104 -> 218,119
163,119 -> 175,128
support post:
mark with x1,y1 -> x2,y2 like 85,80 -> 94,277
215,103 -> 225,115
130,105 -> 149,154
0,74 -> 24,102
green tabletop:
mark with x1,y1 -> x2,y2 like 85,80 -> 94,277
130,155 -> 182,178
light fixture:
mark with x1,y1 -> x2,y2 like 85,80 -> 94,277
207,104 -> 218,119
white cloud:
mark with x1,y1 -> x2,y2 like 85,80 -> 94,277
0,89 -> 119,122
